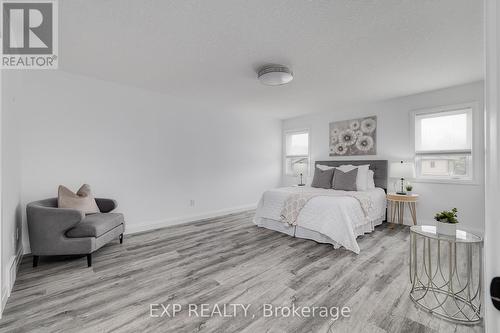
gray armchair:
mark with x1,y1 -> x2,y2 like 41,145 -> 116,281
27,198 -> 125,267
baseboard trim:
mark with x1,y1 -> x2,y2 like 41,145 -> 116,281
0,286 -> 8,318
1,246 -> 23,317
124,203 -> 257,235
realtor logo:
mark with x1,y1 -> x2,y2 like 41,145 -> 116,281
1,0 -> 58,69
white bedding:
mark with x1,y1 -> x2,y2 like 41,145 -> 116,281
253,186 -> 387,254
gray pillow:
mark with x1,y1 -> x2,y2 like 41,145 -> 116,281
332,168 -> 358,191
311,167 -> 335,189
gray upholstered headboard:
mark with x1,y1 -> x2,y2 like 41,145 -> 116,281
314,160 -> 388,190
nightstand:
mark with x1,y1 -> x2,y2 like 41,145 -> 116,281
386,193 -> 419,225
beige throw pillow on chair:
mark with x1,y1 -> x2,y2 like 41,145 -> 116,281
58,184 -> 100,214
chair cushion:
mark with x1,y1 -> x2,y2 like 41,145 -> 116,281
66,213 -> 124,238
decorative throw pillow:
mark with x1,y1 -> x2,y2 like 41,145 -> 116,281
316,164 -> 334,171
58,184 -> 100,214
336,164 -> 370,191
332,168 -> 358,191
311,167 -> 335,189
366,170 -> 376,190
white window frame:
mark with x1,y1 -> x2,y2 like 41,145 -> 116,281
410,102 -> 479,184
283,129 -> 310,177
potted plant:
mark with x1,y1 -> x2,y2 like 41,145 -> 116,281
434,208 -> 458,236
405,184 -> 413,195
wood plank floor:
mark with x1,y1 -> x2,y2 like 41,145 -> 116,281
0,211 -> 483,333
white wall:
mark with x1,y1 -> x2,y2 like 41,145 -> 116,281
3,70 -> 282,253
484,0 -> 500,330
283,81 -> 485,234
1,72 -> 23,309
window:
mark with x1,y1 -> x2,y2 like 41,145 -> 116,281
284,130 -> 309,176
414,106 -> 473,181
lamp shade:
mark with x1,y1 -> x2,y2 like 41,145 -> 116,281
389,161 -> 415,179
292,161 -> 308,176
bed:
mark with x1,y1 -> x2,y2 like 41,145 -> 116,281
253,160 -> 388,254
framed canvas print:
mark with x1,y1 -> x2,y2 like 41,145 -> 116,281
329,116 -> 377,156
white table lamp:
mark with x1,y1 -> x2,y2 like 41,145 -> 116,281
293,162 -> 307,186
389,161 -> 415,194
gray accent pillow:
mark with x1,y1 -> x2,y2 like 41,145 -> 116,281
332,168 -> 358,191
311,167 -> 335,189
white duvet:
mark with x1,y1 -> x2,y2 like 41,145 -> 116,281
253,186 -> 387,254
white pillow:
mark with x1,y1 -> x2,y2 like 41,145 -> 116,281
316,164 -> 335,171
366,170 -> 375,190
58,184 -> 100,214
336,164 -> 370,191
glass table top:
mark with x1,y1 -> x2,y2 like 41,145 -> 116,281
410,225 -> 482,243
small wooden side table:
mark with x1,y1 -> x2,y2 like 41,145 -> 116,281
386,193 -> 419,225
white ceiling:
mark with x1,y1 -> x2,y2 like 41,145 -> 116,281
59,0 -> 484,119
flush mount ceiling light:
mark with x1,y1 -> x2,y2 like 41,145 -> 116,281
258,65 -> 293,86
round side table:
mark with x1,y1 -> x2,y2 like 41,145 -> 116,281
386,193 -> 418,225
409,225 -> 482,325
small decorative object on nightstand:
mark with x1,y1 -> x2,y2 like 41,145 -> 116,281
405,183 -> 413,195
386,193 -> 418,225
389,161 -> 415,195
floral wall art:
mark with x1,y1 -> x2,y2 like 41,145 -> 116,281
329,116 -> 377,156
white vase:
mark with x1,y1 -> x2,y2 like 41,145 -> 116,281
436,220 -> 457,236
406,190 -> 412,195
